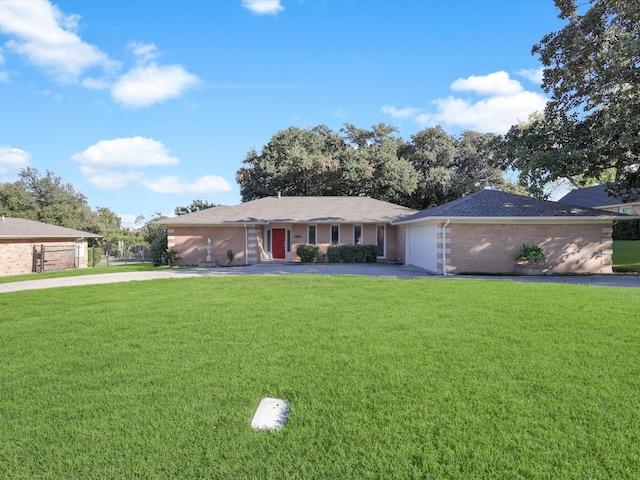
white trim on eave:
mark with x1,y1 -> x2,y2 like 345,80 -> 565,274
392,215 -> 628,226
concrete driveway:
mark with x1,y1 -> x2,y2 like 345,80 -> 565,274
1,263 -> 639,293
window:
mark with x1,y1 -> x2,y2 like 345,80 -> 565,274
620,206 -> 633,215
266,229 -> 271,252
308,225 -> 317,244
353,224 -> 362,245
331,225 -> 340,244
377,225 -> 385,257
286,229 -> 291,252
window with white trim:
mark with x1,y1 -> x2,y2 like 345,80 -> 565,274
331,225 -> 340,244
353,224 -> 363,245
308,224 -> 317,244
376,225 -> 385,257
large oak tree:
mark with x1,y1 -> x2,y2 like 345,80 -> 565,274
501,0 -> 640,199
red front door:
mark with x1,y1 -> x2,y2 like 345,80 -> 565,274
272,228 -> 286,259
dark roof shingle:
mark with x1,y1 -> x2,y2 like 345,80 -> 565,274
394,189 -> 625,224
558,184 -> 636,208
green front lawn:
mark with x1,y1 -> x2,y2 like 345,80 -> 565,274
1,276 -> 639,478
613,240 -> 640,272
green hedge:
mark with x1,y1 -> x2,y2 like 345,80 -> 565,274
296,244 -> 320,263
614,220 -> 640,240
326,244 -> 377,263
88,247 -> 102,267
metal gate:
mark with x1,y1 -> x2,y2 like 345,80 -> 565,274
32,244 -> 78,273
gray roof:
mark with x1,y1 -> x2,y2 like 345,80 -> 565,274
0,217 -> 101,239
394,189 -> 627,224
158,196 -> 418,225
558,184 -> 638,208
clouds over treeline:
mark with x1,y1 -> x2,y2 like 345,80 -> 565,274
71,137 -> 232,195
382,70 -> 547,135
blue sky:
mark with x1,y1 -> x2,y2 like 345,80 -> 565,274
0,0 -> 564,227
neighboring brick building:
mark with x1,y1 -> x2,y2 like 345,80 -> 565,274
393,190 -> 634,275
0,216 -> 101,276
559,184 -> 640,215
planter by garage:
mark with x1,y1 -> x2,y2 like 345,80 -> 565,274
515,263 -> 554,276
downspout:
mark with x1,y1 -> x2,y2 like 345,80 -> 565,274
244,224 -> 248,265
442,219 -> 450,276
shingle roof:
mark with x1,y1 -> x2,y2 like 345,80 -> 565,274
394,189 -> 626,224
158,196 -> 418,225
0,217 -> 101,239
558,184 -> 637,208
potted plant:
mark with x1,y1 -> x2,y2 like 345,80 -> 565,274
515,244 -> 553,275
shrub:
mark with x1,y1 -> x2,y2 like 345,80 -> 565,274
87,247 -> 102,267
326,244 -> 378,263
515,244 -> 546,265
150,235 -> 168,266
165,249 -> 181,266
614,220 -> 640,240
296,244 -> 319,263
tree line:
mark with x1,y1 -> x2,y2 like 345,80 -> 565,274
236,123 -> 525,210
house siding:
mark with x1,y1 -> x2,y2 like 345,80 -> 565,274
171,226 -> 251,266
287,223 -> 405,263
445,223 -> 612,274
172,223 -> 406,265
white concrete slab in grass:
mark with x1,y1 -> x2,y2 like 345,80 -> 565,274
251,397 -> 290,430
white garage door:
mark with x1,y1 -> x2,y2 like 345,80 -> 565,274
406,225 -> 439,273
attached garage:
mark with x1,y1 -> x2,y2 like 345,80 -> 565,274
405,224 -> 439,274
394,190 -> 633,275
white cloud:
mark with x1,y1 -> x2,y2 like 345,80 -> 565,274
242,0 -> 284,15
79,166 -> 144,190
73,138 -> 233,196
0,145 -> 31,174
128,41 -> 159,64
517,67 -> 544,84
72,137 -> 180,167
111,63 -> 200,107
416,90 -> 548,134
382,71 -> 548,134
0,0 -> 118,83
140,175 -> 233,194
381,105 -> 421,119
451,71 -> 523,96
0,72 -> 8,83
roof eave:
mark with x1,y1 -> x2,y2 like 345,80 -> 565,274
393,215 -> 627,226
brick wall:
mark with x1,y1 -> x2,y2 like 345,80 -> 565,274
170,226 -> 250,266
1,239 -> 89,276
444,222 -> 613,274
288,223 -> 404,262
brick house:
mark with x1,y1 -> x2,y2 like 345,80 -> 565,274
159,191 -> 632,275
0,216 -> 101,276
393,190 -> 632,275
156,196 -> 418,266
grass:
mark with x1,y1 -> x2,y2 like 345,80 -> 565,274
613,240 -> 640,272
1,276 -> 639,479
